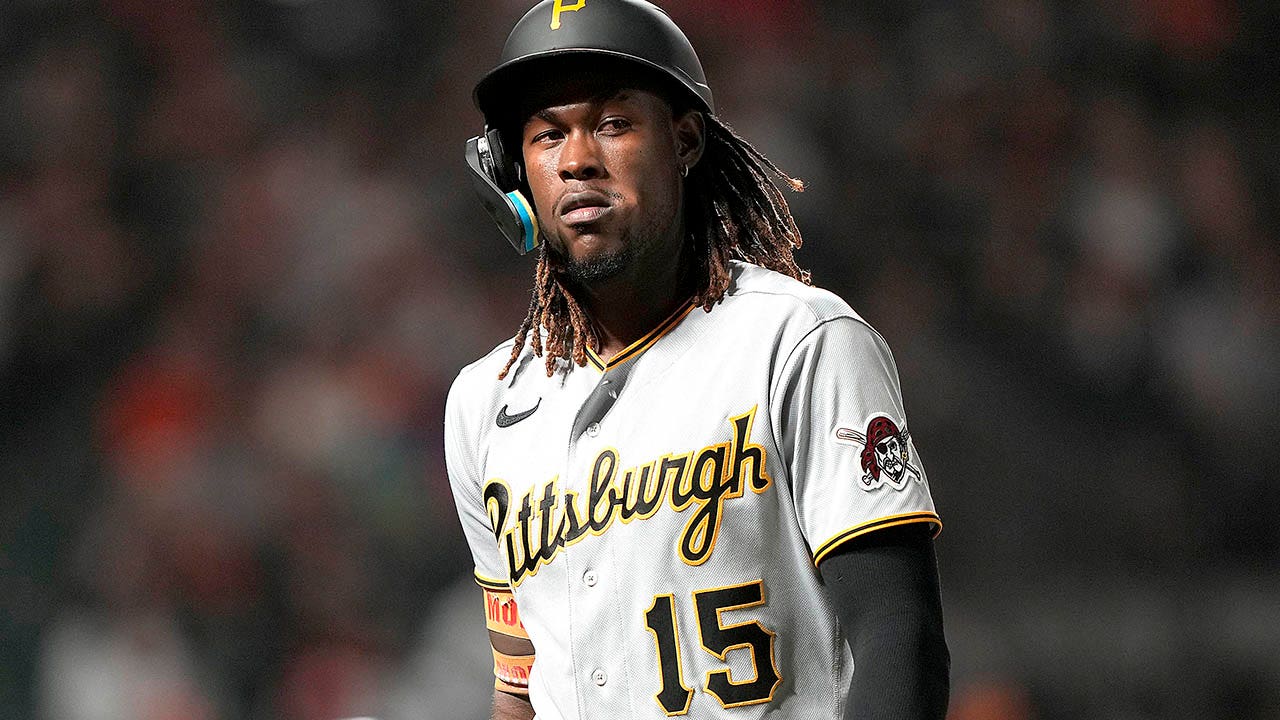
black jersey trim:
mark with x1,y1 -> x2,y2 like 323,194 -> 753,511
585,300 -> 697,372
474,572 -> 512,591
812,512 -> 942,566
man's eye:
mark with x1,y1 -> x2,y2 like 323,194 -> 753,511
530,129 -> 562,144
599,118 -> 631,133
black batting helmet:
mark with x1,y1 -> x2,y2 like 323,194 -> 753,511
474,0 -> 714,126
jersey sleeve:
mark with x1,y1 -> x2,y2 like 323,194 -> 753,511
444,374 -> 512,590
771,315 -> 941,565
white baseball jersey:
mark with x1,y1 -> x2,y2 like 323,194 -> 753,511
445,260 -> 940,719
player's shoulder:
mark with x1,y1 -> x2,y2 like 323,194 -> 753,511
449,334 -> 509,384
446,333 -> 558,413
723,260 -> 874,331
721,262 -> 900,384
445,337 -> 520,422
452,336 -> 520,388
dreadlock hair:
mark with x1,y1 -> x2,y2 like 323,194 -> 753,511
498,113 -> 810,380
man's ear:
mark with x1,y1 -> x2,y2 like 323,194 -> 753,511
674,109 -> 706,171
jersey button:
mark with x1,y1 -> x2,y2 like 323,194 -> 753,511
586,422 -> 600,437
583,570 -> 598,587
592,669 -> 607,686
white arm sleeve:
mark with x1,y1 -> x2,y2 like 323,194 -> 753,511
445,375 -> 511,589
771,316 -> 940,565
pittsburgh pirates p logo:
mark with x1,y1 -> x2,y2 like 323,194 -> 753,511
550,0 -> 586,29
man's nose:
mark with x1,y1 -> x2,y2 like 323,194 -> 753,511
558,130 -> 603,181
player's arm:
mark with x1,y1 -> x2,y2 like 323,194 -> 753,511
492,685 -> 535,720
491,625 -> 535,720
445,377 -> 537,719
484,587 -> 536,720
818,523 -> 949,720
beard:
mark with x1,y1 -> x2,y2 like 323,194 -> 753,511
559,245 -> 633,285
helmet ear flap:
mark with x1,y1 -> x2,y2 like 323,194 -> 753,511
484,127 -> 522,191
465,125 -> 540,255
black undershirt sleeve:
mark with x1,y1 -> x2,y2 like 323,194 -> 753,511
817,523 -> 950,720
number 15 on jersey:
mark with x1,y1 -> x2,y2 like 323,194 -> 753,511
643,579 -> 783,715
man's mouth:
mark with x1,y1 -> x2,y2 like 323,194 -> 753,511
559,191 -> 613,226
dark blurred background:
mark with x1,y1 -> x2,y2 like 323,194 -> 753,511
1,0 -> 1277,718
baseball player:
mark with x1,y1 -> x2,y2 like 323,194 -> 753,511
447,2 -> 948,719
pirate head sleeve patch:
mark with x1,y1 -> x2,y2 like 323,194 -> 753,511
834,415 -> 925,491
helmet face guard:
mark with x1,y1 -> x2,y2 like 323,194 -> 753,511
464,0 -> 713,254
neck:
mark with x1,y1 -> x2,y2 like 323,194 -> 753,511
572,242 -> 690,362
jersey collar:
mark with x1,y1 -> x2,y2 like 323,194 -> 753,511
585,299 -> 697,372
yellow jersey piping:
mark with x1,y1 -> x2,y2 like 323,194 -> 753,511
812,511 -> 942,566
585,300 -> 697,371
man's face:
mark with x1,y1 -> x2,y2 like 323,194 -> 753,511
875,435 -> 906,481
519,82 -> 688,285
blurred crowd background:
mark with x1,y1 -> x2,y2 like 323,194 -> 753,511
1,0 -> 1277,718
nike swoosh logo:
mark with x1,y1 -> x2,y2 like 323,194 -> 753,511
496,398 -> 541,428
